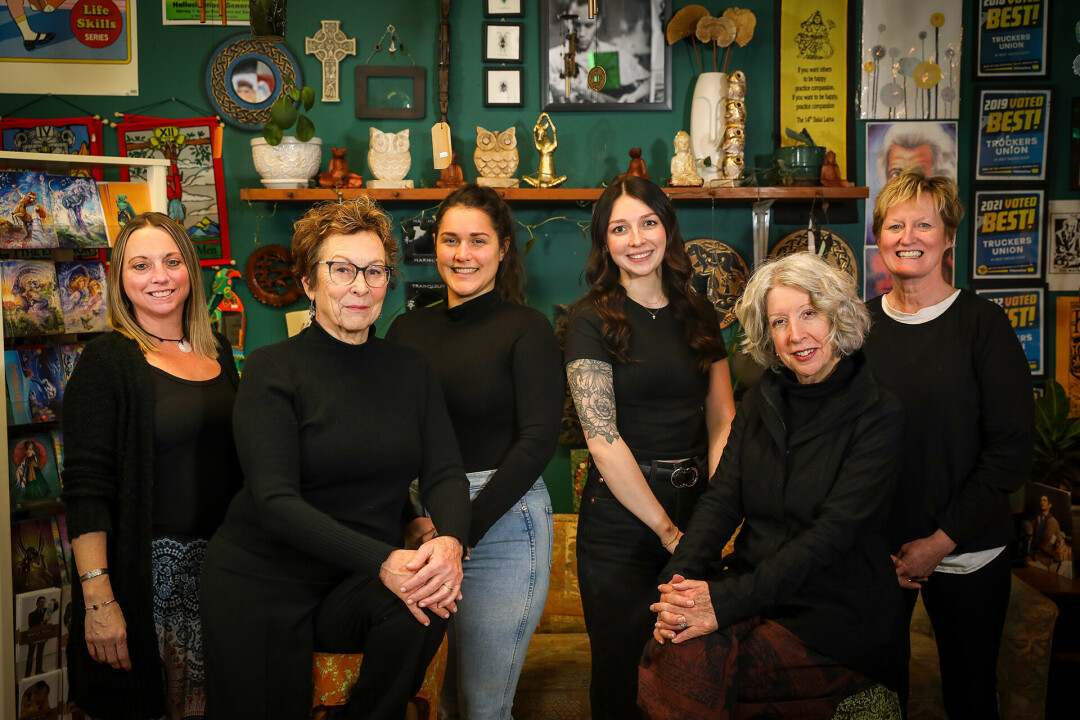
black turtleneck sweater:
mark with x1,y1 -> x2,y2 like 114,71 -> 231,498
387,291 -> 563,546
218,322 -> 470,575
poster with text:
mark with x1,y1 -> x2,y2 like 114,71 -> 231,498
976,0 -> 1048,77
977,288 -> 1043,374
976,89 -> 1050,181
1047,200 -> 1080,292
972,189 -> 1043,280
859,0 -> 962,120
779,0 -> 849,175
162,0 -> 249,25
1054,295 -> 1080,416
0,1 -> 137,96
865,121 -> 957,246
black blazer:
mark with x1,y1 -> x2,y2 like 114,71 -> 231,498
663,352 -> 907,688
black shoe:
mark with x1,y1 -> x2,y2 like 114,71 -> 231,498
24,32 -> 55,51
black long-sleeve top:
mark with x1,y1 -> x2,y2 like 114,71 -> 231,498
864,290 -> 1034,553
386,291 -> 563,546
663,354 -> 908,688
217,322 -> 470,575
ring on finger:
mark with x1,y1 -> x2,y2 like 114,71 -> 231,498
442,583 -> 453,590
679,622 -> 687,629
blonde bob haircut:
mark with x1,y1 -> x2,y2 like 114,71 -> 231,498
290,197 -> 400,292
871,169 -> 964,242
735,253 -> 870,370
107,212 -> 218,357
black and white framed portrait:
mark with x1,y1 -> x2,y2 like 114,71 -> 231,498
483,22 -> 524,63
484,67 -> 524,107
485,0 -> 524,17
541,0 -> 671,111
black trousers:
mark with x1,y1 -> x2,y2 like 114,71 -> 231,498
576,464 -> 705,720
199,534 -> 447,720
899,548 -> 1012,720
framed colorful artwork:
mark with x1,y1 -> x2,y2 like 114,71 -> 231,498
0,116 -> 105,179
116,116 -> 231,266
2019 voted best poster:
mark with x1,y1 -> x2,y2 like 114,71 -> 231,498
976,88 -> 1050,181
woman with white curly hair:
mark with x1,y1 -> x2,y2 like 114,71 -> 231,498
639,253 -> 907,718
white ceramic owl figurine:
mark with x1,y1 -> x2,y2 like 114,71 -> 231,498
367,127 -> 414,189
474,125 -> 519,188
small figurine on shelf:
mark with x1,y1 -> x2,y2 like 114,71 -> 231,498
820,150 -> 849,187
317,147 -> 364,189
367,128 -> 414,189
618,148 -> 650,181
436,152 -> 465,189
522,113 -> 567,188
474,126 -> 520,188
669,130 -> 703,187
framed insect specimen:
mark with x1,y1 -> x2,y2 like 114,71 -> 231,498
483,22 -> 523,63
483,68 -> 524,107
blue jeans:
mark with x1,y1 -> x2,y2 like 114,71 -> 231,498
440,471 -> 553,720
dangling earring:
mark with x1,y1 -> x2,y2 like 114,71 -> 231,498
308,298 -> 316,321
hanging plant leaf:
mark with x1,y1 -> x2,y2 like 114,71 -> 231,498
271,95 -> 298,130
263,122 -> 284,146
301,86 -> 316,111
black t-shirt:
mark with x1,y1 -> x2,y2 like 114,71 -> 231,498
563,298 -> 725,460
151,366 -> 242,541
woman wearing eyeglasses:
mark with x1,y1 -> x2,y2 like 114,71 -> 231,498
199,198 -> 470,719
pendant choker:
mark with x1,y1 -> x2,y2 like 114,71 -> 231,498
143,329 -> 192,353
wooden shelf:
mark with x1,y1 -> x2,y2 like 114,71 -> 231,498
239,185 -> 869,204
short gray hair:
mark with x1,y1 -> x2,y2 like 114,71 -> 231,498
735,253 -> 870,369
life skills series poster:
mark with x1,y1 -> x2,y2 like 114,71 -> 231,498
977,288 -> 1044,374
972,188 -> 1043,280
976,0 -> 1048,77
976,89 -> 1050,180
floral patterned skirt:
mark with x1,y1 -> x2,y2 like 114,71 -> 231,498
151,537 -> 208,720
638,617 -> 884,719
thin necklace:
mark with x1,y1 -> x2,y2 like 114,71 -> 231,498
143,329 -> 192,353
627,293 -> 666,320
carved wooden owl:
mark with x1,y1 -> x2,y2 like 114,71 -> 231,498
474,126 -> 518,179
367,127 -> 411,182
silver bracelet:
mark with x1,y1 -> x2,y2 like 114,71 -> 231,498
79,568 -> 108,583
84,599 -> 117,612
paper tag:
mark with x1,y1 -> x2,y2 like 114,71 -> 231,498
431,122 -> 452,170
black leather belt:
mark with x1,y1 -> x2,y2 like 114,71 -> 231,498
638,458 -> 702,488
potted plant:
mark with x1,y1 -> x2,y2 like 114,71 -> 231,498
772,128 -> 826,186
250,79 -> 322,189
1032,378 -> 1080,494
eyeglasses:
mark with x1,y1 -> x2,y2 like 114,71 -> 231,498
319,261 -> 391,287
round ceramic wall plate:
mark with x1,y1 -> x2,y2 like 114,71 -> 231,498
769,229 -> 858,287
684,238 -> 749,329
205,35 -> 303,131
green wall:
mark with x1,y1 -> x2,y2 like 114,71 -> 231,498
3,0 -> 1078,512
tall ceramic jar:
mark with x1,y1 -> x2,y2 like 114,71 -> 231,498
690,71 -> 728,187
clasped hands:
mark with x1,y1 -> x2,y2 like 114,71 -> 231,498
381,521 -> 463,626
650,573 -> 718,645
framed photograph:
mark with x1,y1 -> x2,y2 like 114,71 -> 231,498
484,68 -> 524,107
483,22 -> 523,63
540,0 -> 671,112
485,0 -> 524,17
1046,199 -> 1080,291
975,0 -> 1048,78
975,88 -> 1051,181
1020,481 -> 1073,578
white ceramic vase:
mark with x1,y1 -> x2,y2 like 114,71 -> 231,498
689,72 -> 728,186
250,136 -> 323,189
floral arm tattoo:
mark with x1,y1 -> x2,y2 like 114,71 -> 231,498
566,359 -> 620,445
